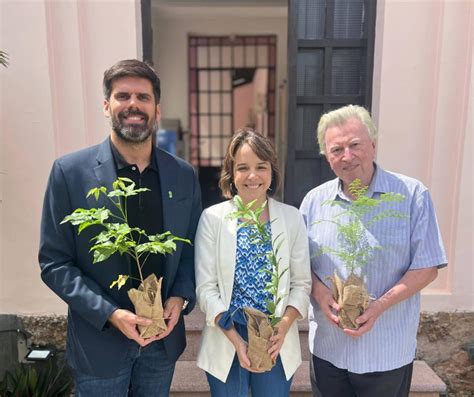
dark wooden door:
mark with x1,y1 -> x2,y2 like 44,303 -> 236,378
141,0 -> 153,64
284,0 -> 377,207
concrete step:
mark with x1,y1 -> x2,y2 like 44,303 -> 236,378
170,360 -> 311,396
181,312 -> 446,396
171,360 -> 446,396
409,360 -> 447,397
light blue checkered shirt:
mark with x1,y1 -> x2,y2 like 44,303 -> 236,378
300,164 -> 447,373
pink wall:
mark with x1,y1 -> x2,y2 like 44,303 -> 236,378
372,0 -> 472,311
0,0 -> 471,315
0,0 -> 142,314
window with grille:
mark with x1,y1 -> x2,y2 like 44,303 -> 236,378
188,35 -> 277,168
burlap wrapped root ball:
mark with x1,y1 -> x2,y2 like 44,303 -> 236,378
128,274 -> 167,338
328,272 -> 369,330
244,306 -> 275,371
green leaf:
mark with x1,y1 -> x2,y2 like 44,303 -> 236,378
107,190 -> 126,198
171,236 -> 192,245
77,221 -> 95,234
90,243 -> 118,263
135,234 -> 189,255
136,242 -> 167,255
61,207 -> 111,234
234,195 -> 244,209
270,316 -> 281,327
87,186 -> 107,201
113,178 -> 127,192
279,267 -> 289,277
148,231 -> 171,241
266,300 -> 276,314
147,233 -> 191,246
91,229 -> 112,244
118,176 -> 133,184
259,268 -> 274,276
0,361 -> 73,397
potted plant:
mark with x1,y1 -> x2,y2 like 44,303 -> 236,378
61,177 -> 190,338
228,196 -> 288,371
0,359 -> 73,397
314,178 -> 406,330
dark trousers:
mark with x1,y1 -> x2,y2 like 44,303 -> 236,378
206,323 -> 293,397
74,341 -> 175,397
310,355 -> 413,397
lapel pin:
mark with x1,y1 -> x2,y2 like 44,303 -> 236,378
168,191 -> 173,199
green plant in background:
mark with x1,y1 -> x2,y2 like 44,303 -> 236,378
61,177 -> 190,289
0,50 -> 9,67
228,196 -> 288,327
0,361 -> 73,397
315,178 -> 407,274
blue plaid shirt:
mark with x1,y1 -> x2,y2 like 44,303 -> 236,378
300,164 -> 447,373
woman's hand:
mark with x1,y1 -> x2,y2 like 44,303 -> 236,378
234,338 -> 252,369
268,320 -> 290,360
232,333 -> 265,373
268,306 -> 300,361
216,313 -> 264,373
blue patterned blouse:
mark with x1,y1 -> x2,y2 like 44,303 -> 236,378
229,221 -> 273,314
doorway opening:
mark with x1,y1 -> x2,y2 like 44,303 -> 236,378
188,35 -> 277,208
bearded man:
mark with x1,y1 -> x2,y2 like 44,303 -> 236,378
39,59 -> 202,396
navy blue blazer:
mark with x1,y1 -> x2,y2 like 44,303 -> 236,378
39,138 -> 202,376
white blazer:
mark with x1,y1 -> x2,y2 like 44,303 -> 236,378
195,198 -> 311,382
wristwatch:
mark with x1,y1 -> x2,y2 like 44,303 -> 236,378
182,299 -> 189,311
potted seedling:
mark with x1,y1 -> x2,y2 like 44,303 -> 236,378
228,196 -> 288,371
61,177 -> 190,338
314,178 -> 406,330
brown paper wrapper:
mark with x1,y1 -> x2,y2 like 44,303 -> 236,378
128,274 -> 167,338
244,306 -> 275,372
328,272 -> 369,330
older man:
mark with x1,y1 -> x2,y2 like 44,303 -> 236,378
300,105 -> 447,397
39,59 -> 202,396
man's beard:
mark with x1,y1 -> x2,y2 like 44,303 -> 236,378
111,108 -> 157,144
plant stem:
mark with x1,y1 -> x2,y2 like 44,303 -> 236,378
108,213 -> 125,222
123,196 -> 128,223
106,194 -> 128,223
111,193 -> 143,284
133,252 -> 144,284
140,252 -> 151,270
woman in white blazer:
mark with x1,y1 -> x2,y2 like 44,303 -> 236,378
195,128 -> 311,396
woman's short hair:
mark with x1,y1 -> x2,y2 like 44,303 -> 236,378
219,128 -> 281,199
317,105 -> 377,155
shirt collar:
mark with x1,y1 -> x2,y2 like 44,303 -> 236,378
109,137 -> 158,172
367,163 -> 390,195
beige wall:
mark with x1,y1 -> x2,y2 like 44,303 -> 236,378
0,0 -> 142,314
372,0 -> 473,311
